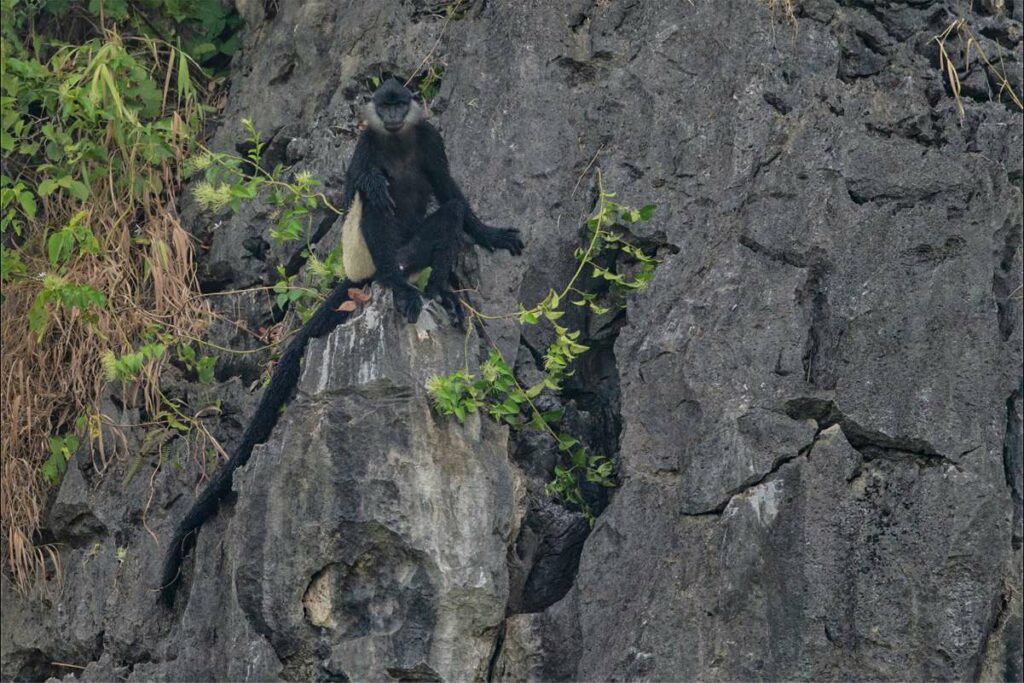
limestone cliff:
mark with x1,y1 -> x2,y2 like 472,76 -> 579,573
2,1 -> 1021,681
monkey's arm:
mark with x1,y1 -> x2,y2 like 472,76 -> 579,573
419,124 -> 524,255
343,134 -> 395,213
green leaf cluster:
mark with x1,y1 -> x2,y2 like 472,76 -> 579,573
43,432 -> 79,485
1,0 -> 229,343
188,119 -> 349,316
189,120 -> 329,246
100,342 -> 165,382
418,65 -> 445,103
583,195 -> 659,295
428,350 -> 614,522
1,33 -> 200,224
177,343 -> 216,384
272,267 -> 321,321
28,273 -> 106,340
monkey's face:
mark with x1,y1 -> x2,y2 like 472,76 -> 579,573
367,78 -> 421,134
377,100 -> 409,132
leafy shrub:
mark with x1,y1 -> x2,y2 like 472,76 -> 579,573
0,0 -> 236,590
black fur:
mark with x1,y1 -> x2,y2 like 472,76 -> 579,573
158,282 -> 352,607
158,79 -> 523,607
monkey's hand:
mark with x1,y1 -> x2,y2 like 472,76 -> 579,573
357,170 -> 395,214
489,227 -> 524,256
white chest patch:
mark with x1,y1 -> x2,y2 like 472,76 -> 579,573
341,194 -> 376,282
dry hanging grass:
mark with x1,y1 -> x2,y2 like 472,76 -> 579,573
1,194 -> 209,591
758,0 -> 797,24
0,27 -> 212,591
934,15 -> 1024,119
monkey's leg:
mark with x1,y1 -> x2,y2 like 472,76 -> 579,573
398,199 -> 466,326
360,202 -> 424,323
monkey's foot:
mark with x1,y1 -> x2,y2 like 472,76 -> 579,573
435,290 -> 466,328
490,227 -> 524,255
393,285 -> 423,324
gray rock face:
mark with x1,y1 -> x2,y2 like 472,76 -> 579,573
231,296 -> 517,682
2,0 -> 1021,681
578,427 -> 1010,681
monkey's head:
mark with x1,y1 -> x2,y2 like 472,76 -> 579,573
365,78 -> 422,134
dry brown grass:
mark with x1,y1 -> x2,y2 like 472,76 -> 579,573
1,194 -> 208,591
758,0 -> 797,24
934,15 -> 1024,119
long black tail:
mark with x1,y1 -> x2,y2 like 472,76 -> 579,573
158,280 -> 355,607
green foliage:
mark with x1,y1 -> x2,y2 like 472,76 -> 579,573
1,179 -> 38,235
583,200 -> 659,295
43,432 -> 79,485
189,119 -> 348,316
268,171 -> 321,243
418,65 -> 445,103
272,267 -> 321,321
190,119 -> 335,247
306,243 -> 346,284
413,266 -> 433,293
1,0 -> 239,590
101,343 -> 166,382
0,244 -> 27,282
0,0 -> 240,276
0,0 -> 220,350
1,30 -> 200,232
428,176 -> 661,522
46,211 -> 98,266
8,0 -> 242,70
148,0 -> 242,68
176,343 -> 216,384
28,273 -> 106,340
445,1 -> 469,20
42,414 -> 95,485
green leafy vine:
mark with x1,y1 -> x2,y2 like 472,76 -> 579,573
428,172 -> 661,522
188,118 -> 346,320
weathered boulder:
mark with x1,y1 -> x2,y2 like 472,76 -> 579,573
148,292 -> 521,682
